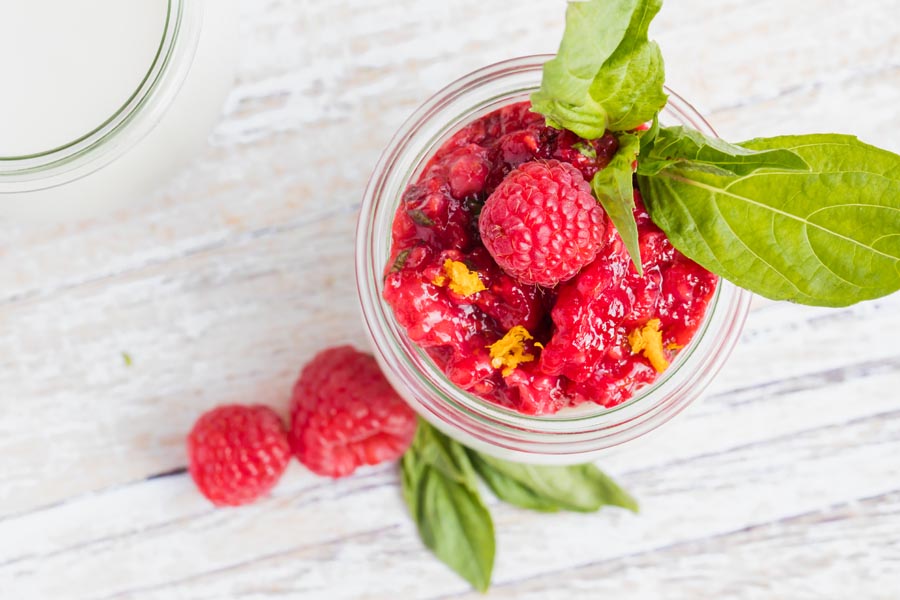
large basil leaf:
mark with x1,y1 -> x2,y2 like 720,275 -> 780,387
639,132 -> 900,306
592,132 -> 643,273
401,422 -> 495,591
531,0 -> 666,138
469,452 -> 638,513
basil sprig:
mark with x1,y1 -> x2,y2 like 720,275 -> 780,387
531,0 -> 666,139
532,0 -> 900,306
401,421 -> 636,591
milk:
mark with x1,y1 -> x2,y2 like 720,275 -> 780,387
0,0 -> 239,220
0,1 -> 168,156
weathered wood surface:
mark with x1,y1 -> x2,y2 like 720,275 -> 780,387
1,0 -> 899,598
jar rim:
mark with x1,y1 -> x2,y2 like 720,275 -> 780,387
356,55 -> 752,462
0,0 -> 202,193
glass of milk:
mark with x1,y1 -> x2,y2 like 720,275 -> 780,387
0,0 -> 239,220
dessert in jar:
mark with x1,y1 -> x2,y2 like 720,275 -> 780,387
357,57 -> 752,463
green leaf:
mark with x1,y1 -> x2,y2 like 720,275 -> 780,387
468,452 -> 562,513
411,419 -> 479,487
469,451 -> 639,513
531,0 -> 637,138
400,445 -> 423,515
592,132 -> 643,274
388,248 -> 411,274
401,422 -> 495,592
587,0 -> 667,132
639,114 -> 661,154
416,468 -> 495,592
407,208 -> 435,226
639,132 -> 900,306
531,0 -> 666,138
638,125 -> 809,177
572,141 -> 597,160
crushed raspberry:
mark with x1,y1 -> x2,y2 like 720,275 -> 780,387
540,194 -> 717,390
289,346 -> 417,478
383,101 -> 718,414
187,404 -> 291,507
479,160 -> 608,287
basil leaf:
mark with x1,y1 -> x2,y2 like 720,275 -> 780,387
412,419 -> 479,486
469,451 -> 638,513
572,141 -> 597,160
639,132 -> 900,306
638,125 -> 809,177
388,248 -> 411,274
587,0 -> 667,132
401,422 -> 495,591
592,132 -> 643,274
531,0 -> 666,138
639,113 -> 661,154
468,452 -> 562,513
530,0 -> 637,138
407,208 -> 435,226
416,468 -> 495,592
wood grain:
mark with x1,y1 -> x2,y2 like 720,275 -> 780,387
1,0 -> 899,598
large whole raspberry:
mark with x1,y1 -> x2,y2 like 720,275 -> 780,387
187,404 -> 291,506
289,345 -> 417,478
479,159 -> 607,287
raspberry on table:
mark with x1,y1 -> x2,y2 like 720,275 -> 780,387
289,345 -> 417,478
478,159 -> 607,287
187,404 -> 291,507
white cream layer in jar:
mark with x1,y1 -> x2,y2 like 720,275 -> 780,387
0,0 -> 239,220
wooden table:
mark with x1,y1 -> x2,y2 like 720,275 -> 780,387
2,1 -> 899,597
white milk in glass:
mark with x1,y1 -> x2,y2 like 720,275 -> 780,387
0,0 -> 239,220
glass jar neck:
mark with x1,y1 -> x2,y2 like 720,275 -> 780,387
0,0 -> 202,194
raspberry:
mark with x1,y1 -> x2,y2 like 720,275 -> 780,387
289,346 -> 417,478
479,159 -> 607,287
446,145 -> 489,198
187,404 -> 291,507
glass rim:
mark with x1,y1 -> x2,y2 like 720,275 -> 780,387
0,0 -> 202,192
356,55 -> 752,458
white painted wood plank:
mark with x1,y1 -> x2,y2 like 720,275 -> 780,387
470,492 -> 900,600
0,211 -> 362,516
711,67 -> 900,153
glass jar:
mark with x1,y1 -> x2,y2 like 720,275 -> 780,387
0,0 -> 238,220
357,55 -> 752,464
